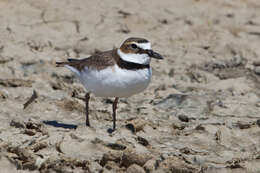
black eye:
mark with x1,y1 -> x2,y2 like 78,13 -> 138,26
130,44 -> 138,49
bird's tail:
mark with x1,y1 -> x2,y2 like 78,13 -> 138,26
56,61 -> 67,67
56,58 -> 82,76
56,58 -> 79,67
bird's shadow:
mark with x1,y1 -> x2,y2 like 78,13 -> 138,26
42,120 -> 77,129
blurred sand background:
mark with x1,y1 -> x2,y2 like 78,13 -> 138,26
1,0 -> 260,172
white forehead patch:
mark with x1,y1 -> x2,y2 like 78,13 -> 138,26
136,42 -> 151,50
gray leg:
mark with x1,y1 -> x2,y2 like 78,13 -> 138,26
85,93 -> 90,126
112,97 -> 119,131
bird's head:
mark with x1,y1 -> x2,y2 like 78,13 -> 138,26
117,37 -> 163,65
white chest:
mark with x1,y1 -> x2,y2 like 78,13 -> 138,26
75,65 -> 152,97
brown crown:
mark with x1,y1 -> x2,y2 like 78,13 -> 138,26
120,37 -> 149,54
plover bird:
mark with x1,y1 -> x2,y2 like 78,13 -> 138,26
56,37 -> 163,131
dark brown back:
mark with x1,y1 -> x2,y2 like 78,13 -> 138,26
58,50 -> 117,71
56,49 -> 150,71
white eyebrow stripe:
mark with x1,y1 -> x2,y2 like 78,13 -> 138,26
136,42 -> 151,50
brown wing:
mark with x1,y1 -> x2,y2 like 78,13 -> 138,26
56,50 -> 117,71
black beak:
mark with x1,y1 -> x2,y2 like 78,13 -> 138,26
146,50 -> 163,59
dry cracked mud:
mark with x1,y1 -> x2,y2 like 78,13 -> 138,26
1,0 -> 260,172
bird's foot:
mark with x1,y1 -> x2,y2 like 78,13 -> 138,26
107,128 -> 116,134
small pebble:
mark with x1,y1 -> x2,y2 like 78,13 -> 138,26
159,19 -> 168,24
253,61 -> 260,66
100,151 -> 122,166
144,159 -> 157,172
195,124 -> 205,131
178,115 -> 189,122
172,122 -> 185,130
136,136 -> 149,146
237,121 -> 251,129
125,118 -> 146,133
106,143 -> 126,150
127,164 -> 145,173
10,120 -> 25,128
168,68 -> 175,77
256,119 -> 260,127
0,91 -> 8,99
121,148 -> 152,167
254,66 -> 260,75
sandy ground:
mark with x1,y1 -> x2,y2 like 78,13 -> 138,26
1,0 -> 260,172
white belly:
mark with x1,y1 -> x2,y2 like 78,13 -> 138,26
67,65 -> 152,98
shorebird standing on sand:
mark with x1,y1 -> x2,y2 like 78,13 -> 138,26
56,37 -> 163,132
